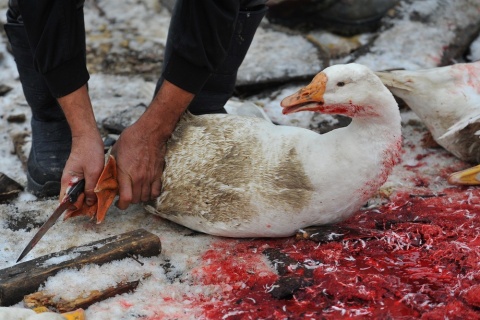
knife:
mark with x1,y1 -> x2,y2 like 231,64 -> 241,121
16,179 -> 86,263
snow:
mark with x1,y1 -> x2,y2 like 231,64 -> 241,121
470,35 -> 480,62
238,27 -> 323,85
0,0 -> 480,319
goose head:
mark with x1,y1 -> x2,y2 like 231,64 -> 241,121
281,63 -> 399,122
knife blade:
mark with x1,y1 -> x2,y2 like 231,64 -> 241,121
16,179 -> 85,263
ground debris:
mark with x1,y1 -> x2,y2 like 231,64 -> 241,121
101,103 -> 146,134
24,280 -> 140,313
296,225 -> 382,243
6,113 -> 26,124
0,84 -> 12,96
267,276 -> 313,300
0,173 -> 23,203
355,0 -> 480,69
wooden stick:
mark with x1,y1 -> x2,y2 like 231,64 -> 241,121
0,228 -> 161,306
24,280 -> 141,313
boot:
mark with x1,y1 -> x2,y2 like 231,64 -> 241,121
4,22 -> 71,197
155,5 -> 268,115
267,0 -> 398,36
27,119 -> 72,197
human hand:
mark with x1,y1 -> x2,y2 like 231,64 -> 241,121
60,131 -> 105,206
111,119 -> 166,210
110,80 -> 194,210
57,84 -> 104,207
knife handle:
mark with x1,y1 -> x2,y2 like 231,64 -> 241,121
67,179 -> 86,203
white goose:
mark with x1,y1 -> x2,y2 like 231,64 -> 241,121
375,61 -> 480,185
376,61 -> 480,164
70,63 -> 402,237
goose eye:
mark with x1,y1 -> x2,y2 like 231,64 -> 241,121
337,82 -> 345,87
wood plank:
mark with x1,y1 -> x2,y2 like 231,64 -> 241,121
0,228 -> 161,306
24,280 -> 141,313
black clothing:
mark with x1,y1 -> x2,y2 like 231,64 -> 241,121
8,0 -> 89,98
4,22 -> 66,122
7,0 -> 267,98
4,0 -> 266,197
157,3 -> 267,115
4,12 -> 72,197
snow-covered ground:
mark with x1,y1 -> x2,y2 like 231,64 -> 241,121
0,0 -> 480,319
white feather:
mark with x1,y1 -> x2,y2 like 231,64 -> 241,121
149,63 -> 402,237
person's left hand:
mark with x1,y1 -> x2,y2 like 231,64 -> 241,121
111,79 -> 194,210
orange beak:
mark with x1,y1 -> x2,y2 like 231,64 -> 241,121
281,72 -> 327,114
448,164 -> 480,185
64,155 -> 119,223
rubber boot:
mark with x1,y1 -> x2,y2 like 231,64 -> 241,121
155,5 -> 268,115
4,21 -> 72,197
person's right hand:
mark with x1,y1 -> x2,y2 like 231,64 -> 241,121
57,84 -> 105,207
60,130 -> 105,206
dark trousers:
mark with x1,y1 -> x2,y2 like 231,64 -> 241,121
6,0 -> 267,117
